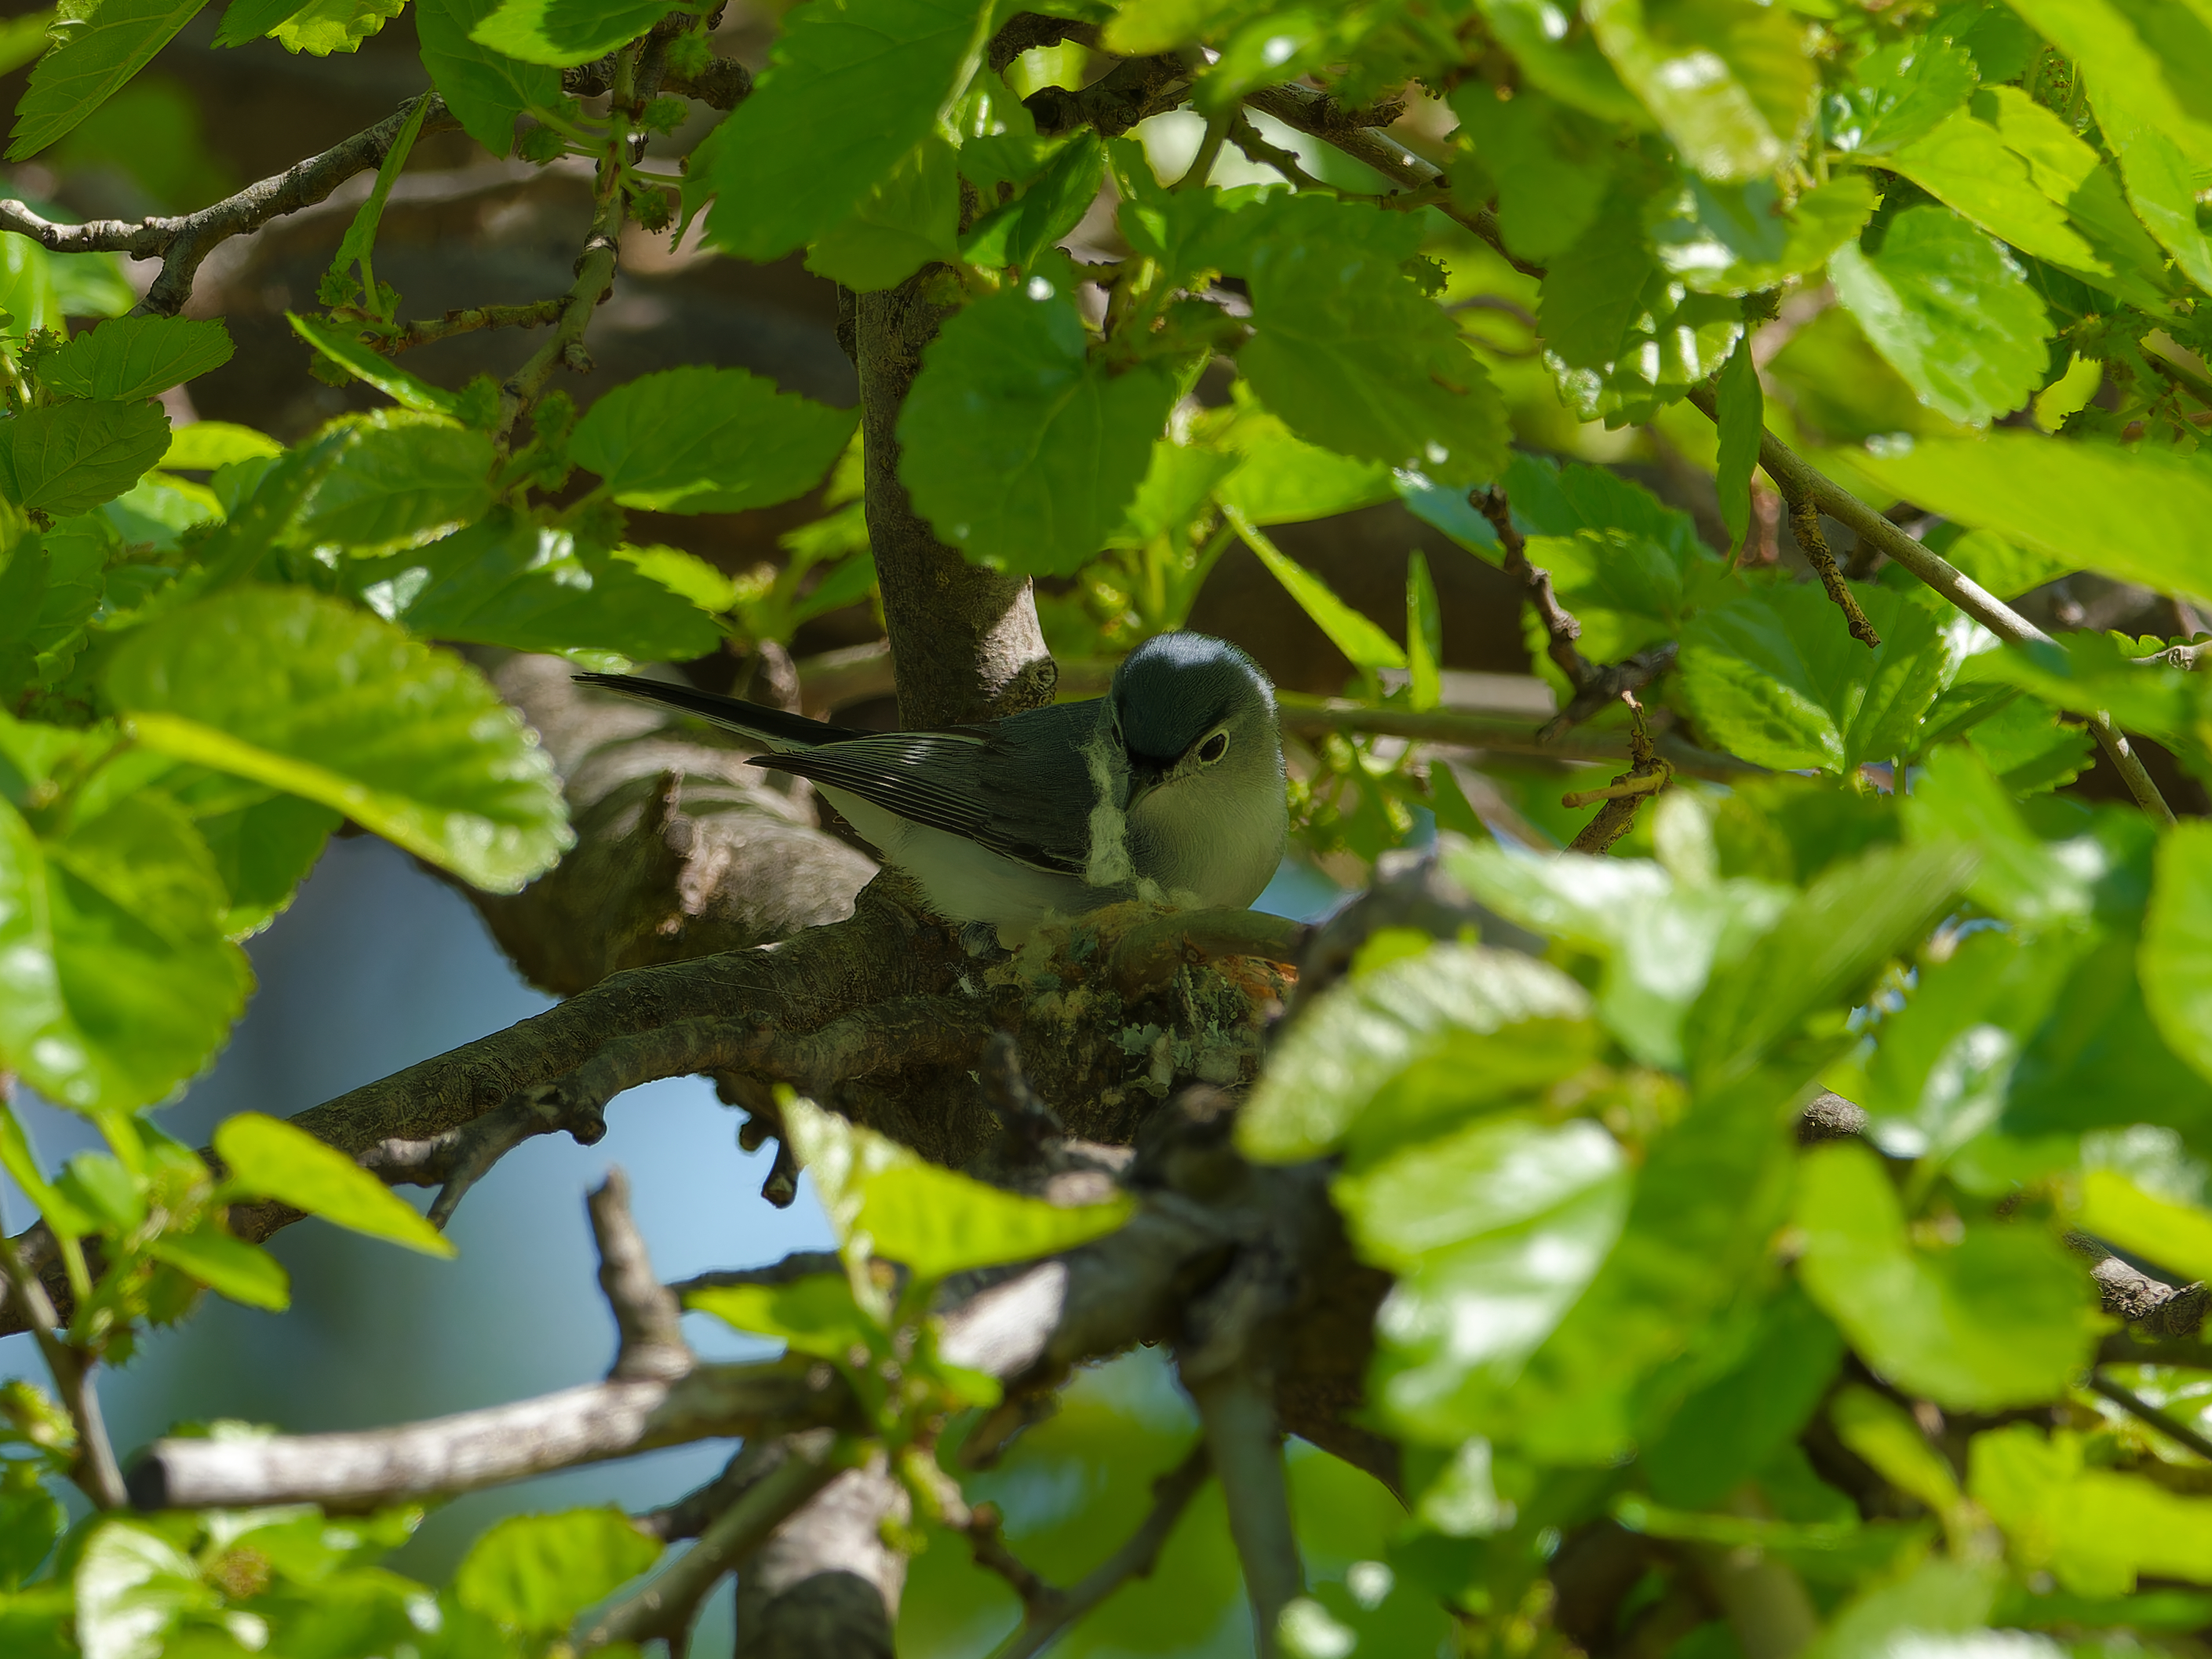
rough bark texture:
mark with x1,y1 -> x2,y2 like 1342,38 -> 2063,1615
855,275 -> 1058,727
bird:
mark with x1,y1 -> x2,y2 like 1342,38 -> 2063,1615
574,632 -> 1288,944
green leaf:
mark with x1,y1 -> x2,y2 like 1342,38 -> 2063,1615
855,1163 -> 1133,1278
195,789 -> 338,937
1224,508 -> 1406,674
1646,173 -> 1876,296
105,586 -> 571,893
1547,253 -> 1744,426
687,1274 -> 878,1360
1474,0 -> 1645,125
454,1508 -> 661,1633
1962,697 -> 2093,796
0,400 -> 170,518
0,231 -> 60,338
1826,37 -> 1977,157
1900,746 -> 2096,928
213,0 -> 315,46
273,0 -> 405,53
1407,551 -> 1441,713
962,131 -> 1104,273
2073,1169 -> 2212,1289
1714,334 -> 1760,555
362,512 -> 724,662
2143,821 -> 2212,1092
1691,841 -> 1976,1085
1586,0 -> 1812,183
1876,111 -> 2107,272
2005,0 -> 2212,173
0,1099 -> 97,1237
0,793 -> 250,1113
286,410 -> 494,556
1851,435 -> 2212,604
1240,199 -> 1507,487
0,1479 -> 64,1591
288,314 -> 468,421
805,135 -> 961,291
1794,1141 -> 2097,1410
1828,206 -> 2051,426
1237,940 -> 1598,1165
1643,1286 -> 1843,1508
148,1225 -> 290,1309
214,1110 -> 456,1256
8,0 -> 209,161
898,285 -> 1174,576
570,365 -> 858,515
162,421 -> 282,470
1444,838 -> 1791,1069
468,0 -> 676,65
1343,1114 -> 1631,1445
1450,84 -> 1614,263
694,0 -> 994,264
73,1521 -> 209,1659
2116,126 -> 2212,295
417,0 -> 559,155
1211,396 -> 1395,526
1972,1422 -> 2212,1596
41,315 -> 233,402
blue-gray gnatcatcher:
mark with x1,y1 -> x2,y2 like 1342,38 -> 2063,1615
575,632 -> 1288,943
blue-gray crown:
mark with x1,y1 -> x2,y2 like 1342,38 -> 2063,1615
1108,633 -> 1275,764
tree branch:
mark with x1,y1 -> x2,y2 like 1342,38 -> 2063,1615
2086,1372 -> 2212,1464
1783,494 -> 1881,648
581,1432 -> 851,1650
384,297 -> 568,353
1106,906 -> 1308,998
1186,1365 -> 1301,1658
1688,389 -> 2177,823
984,1444 -> 1212,1659
0,95 -> 457,318
1480,484 -> 1593,689
589,1167 -> 693,1384
1280,700 -> 1758,778
0,1197 -> 125,1510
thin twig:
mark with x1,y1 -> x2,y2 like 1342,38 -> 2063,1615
1176,110 -> 1233,190
360,1081 -> 610,1229
0,1194 -> 125,1510
1568,695 -> 1667,854
1688,388 -> 2177,824
1244,82 -> 1537,277
1226,113 -> 1335,194
0,97 -> 457,318
2136,640 -> 2210,670
1478,485 -> 1594,688
2087,1372 -> 2212,1464
589,1169 -> 693,1384
1538,641 -> 1680,741
989,1445 -> 1212,1659
386,298 -> 567,353
1786,494 -> 1882,648
579,1433 -> 851,1650
1279,700 -> 1759,777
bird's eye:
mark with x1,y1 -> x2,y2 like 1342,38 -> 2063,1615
1197,731 -> 1230,764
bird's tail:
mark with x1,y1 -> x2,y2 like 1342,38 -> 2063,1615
570,673 -> 866,750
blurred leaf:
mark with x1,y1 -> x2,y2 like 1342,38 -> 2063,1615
1212,397 -> 1396,526
1713,334 -> 1760,553
1677,581 -> 1952,773
1225,509 -> 1406,673
1238,940 -> 1597,1165
0,1479 -> 64,1591
858,1161 -> 1132,1279
7,0 -> 209,161
1475,0 -> 1645,123
1900,746 -> 2103,928
899,286 -> 1174,575
1587,0 -> 1811,183
571,365 -> 858,515
417,0 -> 559,155
1972,1424 -> 2212,1595
2072,1169 -> 2212,1288
160,423 -> 278,472
193,789 -> 338,938
2143,821 -> 2212,1089
1348,1114 -> 1631,1445
2116,126 -> 2212,294
1647,173 -> 1875,296
1643,1286 -> 1842,1508
106,586 -> 571,893
1827,38 -> 1976,157
693,0 -> 993,264
0,400 -> 171,518
148,1225 -> 290,1310
687,1274 -> 876,1359
1407,551 -> 1441,713
0,793 -> 249,1113
453,1508 -> 661,1632
1939,527 -> 2071,603
808,136 -> 962,291
468,0 -> 675,65
72,1520 -> 210,1659
2006,0 -> 2212,173
1794,1141 -> 2097,1409
42,315 -> 233,402
1878,113 -> 2105,272
0,232 -> 60,337
1451,83 -> 1615,263
1851,434 -> 2212,604
214,1111 -> 454,1256
1831,1384 -> 1964,1519
1829,206 -> 2051,426
1445,840 -> 1791,1069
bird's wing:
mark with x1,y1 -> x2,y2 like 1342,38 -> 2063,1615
571,673 -> 867,749
757,707 -> 1101,877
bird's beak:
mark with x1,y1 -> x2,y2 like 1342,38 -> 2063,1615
1125,756 -> 1168,810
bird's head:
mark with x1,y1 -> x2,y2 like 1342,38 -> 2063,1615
1106,632 -> 1281,802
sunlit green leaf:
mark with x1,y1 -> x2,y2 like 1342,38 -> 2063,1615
214,1110 -> 455,1256
147,1225 -> 290,1310
0,400 -> 171,519
8,0 -> 209,161
42,315 -> 232,402
468,0 -> 675,65
570,365 -> 857,516
453,1508 -> 661,1632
